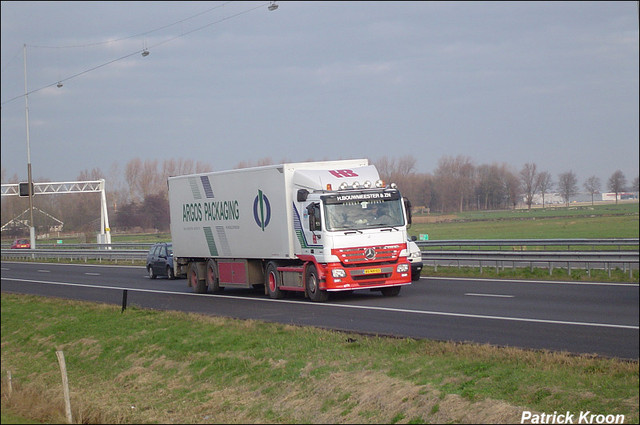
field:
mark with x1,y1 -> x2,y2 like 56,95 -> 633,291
409,203 -> 639,240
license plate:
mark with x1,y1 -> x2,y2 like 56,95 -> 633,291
364,268 -> 382,275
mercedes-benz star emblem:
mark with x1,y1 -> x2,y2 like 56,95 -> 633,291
364,248 -> 376,260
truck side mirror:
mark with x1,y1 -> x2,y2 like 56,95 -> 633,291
297,189 -> 309,202
306,203 -> 321,232
403,197 -> 413,226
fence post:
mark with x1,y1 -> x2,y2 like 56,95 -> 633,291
7,370 -> 12,396
55,350 -> 73,424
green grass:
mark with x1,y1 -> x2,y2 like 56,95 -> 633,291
410,213 -> 638,240
1,294 -> 638,424
410,203 -> 639,240
455,203 -> 639,220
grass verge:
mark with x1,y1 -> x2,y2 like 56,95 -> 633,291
1,293 -> 638,424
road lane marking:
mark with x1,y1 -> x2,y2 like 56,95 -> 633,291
427,276 -> 638,287
465,293 -> 514,298
84,273 -> 101,276
37,270 -> 51,273
2,277 -> 638,330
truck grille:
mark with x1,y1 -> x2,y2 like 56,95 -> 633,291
332,244 -> 405,265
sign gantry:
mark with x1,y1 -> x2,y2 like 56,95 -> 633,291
1,179 -> 111,244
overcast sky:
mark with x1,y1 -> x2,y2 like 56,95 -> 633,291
1,1 -> 638,190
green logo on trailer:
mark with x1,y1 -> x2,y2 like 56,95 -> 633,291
253,190 -> 271,231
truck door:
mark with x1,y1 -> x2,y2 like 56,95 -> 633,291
302,202 -> 322,248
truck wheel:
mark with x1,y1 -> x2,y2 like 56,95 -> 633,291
189,263 -> 207,294
206,259 -> 222,293
265,262 -> 284,299
305,264 -> 328,302
381,286 -> 401,297
148,266 -> 156,279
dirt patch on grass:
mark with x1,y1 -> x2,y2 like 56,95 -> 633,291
2,367 -> 530,424
192,369 -> 528,424
412,214 -> 459,223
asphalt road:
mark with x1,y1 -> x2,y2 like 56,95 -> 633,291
1,261 -> 638,359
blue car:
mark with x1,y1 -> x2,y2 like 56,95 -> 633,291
146,242 -> 175,279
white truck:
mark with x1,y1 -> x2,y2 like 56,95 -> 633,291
167,159 -> 413,302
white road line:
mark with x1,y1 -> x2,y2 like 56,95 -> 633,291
2,277 -> 638,330
84,273 -> 101,276
465,293 -> 514,298
37,270 -> 51,273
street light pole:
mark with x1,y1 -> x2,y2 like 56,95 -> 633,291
23,43 -> 36,249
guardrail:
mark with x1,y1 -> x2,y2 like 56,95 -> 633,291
0,242 -> 155,250
1,249 -> 147,264
421,250 -> 638,278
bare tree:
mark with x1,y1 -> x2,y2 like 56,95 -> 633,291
607,170 -> 627,204
235,157 -> 275,169
583,175 -> 601,206
503,171 -> 521,210
373,156 -> 394,181
632,176 -> 639,192
124,158 -> 143,202
558,171 -> 578,206
138,159 -> 160,198
536,171 -> 553,209
520,163 -> 539,210
433,155 -> 475,212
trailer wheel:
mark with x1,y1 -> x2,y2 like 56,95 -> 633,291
206,259 -> 222,293
305,264 -> 328,302
265,262 -> 284,299
189,263 -> 207,294
381,286 -> 401,297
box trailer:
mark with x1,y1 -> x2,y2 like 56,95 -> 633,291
168,159 -> 412,302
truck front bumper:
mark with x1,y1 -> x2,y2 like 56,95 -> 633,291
322,260 -> 411,291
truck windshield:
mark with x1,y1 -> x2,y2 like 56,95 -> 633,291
324,198 -> 405,231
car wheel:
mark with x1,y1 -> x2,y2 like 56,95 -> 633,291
148,266 -> 156,279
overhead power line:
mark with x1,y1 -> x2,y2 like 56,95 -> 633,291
1,1 -> 276,106
28,1 -> 234,49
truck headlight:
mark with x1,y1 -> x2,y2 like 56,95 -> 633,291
332,269 -> 347,278
397,264 -> 409,273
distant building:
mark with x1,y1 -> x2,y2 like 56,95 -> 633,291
524,192 -> 639,204
602,192 -> 639,201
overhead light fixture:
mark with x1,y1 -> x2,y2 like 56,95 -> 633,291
268,1 -> 278,11
141,49 -> 150,57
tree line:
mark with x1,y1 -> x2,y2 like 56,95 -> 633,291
1,156 -> 638,236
